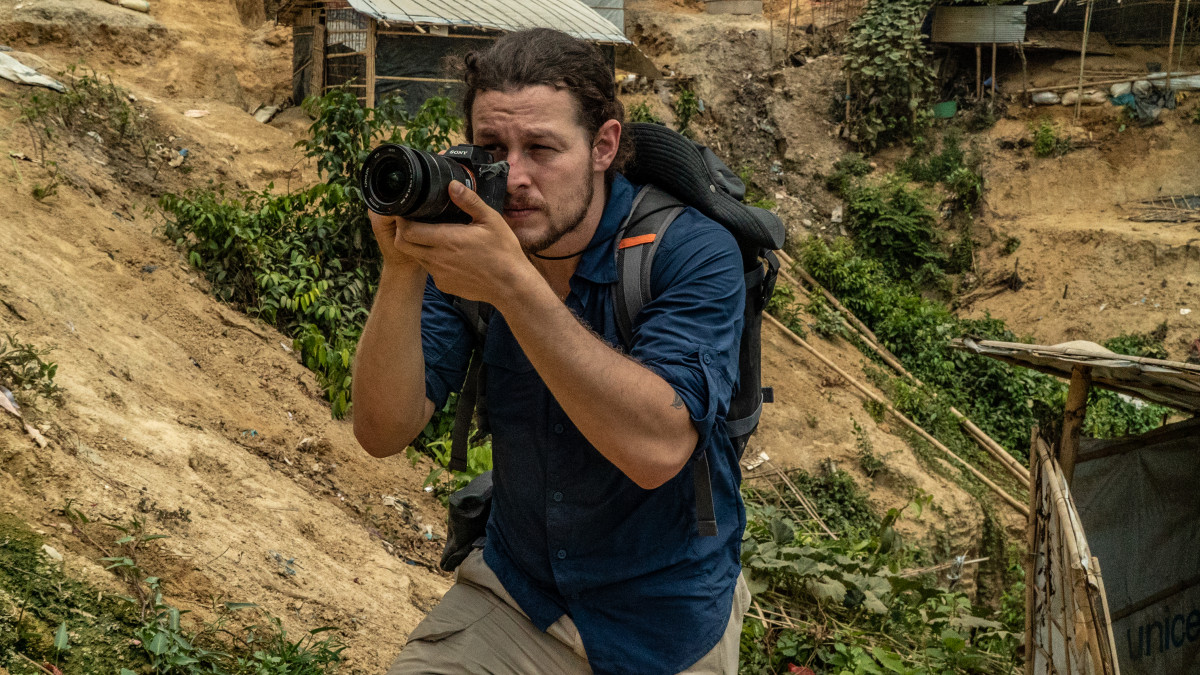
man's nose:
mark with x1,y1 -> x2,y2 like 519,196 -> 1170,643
505,152 -> 532,191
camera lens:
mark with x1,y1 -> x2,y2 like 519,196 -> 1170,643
361,144 -> 472,221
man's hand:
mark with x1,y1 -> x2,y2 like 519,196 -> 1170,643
396,181 -> 537,305
368,210 -> 424,272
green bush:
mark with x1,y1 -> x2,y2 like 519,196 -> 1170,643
1032,119 -> 1070,158
843,0 -> 936,150
159,90 -> 461,419
843,176 -> 946,279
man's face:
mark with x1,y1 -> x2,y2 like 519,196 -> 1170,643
470,86 -> 603,255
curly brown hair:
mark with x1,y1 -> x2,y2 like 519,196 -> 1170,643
460,28 -> 631,184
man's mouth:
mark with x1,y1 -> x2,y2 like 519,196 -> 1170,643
503,204 -> 541,219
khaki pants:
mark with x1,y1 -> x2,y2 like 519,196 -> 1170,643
387,549 -> 750,674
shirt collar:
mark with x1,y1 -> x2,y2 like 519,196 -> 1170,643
573,174 -> 635,285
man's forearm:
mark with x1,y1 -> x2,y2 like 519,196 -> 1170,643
352,262 -> 433,457
496,272 -> 698,489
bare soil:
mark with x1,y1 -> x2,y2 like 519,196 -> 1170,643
962,46 -> 1200,358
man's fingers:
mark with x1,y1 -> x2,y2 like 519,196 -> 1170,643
447,180 -> 493,222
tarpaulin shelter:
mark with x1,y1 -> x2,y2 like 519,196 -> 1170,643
956,338 -> 1200,674
279,0 -> 629,113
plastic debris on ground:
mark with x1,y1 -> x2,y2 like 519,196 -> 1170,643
0,52 -> 66,92
743,451 -> 770,471
1032,91 -> 1060,105
183,109 -> 210,118
253,105 -> 280,124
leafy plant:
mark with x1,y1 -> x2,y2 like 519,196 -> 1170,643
1032,118 -> 1070,158
843,0 -> 937,150
843,176 -> 945,279
158,90 -> 461,419
627,101 -> 663,125
825,153 -> 872,195
853,419 -> 885,478
674,88 -> 701,137
18,64 -> 155,165
739,484 -> 1019,674
0,333 -> 62,404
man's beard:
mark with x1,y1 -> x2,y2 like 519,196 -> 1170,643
508,174 -> 595,255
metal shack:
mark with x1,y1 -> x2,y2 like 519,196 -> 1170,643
279,0 -> 629,112
957,338 -> 1200,674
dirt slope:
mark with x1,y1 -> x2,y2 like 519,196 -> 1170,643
0,2 -> 1014,671
965,47 -> 1200,357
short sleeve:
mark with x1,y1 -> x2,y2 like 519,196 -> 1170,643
627,210 -> 745,456
421,277 -> 473,408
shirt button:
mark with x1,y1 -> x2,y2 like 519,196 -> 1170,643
703,353 -> 712,364
553,423 -> 564,434
557,549 -> 567,560
553,491 -> 563,502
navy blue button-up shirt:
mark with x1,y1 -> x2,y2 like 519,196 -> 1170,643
420,175 -> 746,674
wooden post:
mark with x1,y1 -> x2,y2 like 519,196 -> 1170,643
1167,0 -> 1183,93
844,79 -> 851,130
1023,429 -> 1042,675
365,18 -> 377,109
1075,0 -> 1094,121
976,44 -> 983,99
1017,42 -> 1029,99
784,0 -> 795,58
311,20 -> 326,95
991,43 -> 997,97
1059,364 -> 1092,483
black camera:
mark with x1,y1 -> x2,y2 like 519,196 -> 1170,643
360,144 -> 509,223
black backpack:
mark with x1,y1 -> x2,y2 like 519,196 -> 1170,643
441,124 -> 783,570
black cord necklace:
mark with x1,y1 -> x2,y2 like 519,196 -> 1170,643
531,230 -> 617,261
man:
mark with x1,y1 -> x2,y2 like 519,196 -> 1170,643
353,28 -> 749,674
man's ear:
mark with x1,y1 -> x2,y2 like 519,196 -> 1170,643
592,119 -> 621,173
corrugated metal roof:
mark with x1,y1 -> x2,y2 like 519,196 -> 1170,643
580,0 -> 624,34
931,6 -> 1029,44
347,0 -> 630,44
954,338 -> 1200,413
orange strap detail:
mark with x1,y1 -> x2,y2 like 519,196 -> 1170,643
618,233 -> 657,249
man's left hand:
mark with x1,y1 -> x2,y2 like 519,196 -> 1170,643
396,181 -> 536,304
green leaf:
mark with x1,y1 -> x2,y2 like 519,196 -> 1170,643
768,517 -> 794,545
147,631 -> 171,655
806,577 -> 847,604
54,621 -> 70,651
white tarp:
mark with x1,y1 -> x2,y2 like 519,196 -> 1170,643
0,52 -> 65,92
1073,417 -> 1200,674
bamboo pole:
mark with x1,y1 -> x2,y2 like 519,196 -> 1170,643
766,314 -> 1029,516
1018,42 -> 1029,98
365,18 -> 377,109
785,0 -> 796,59
1075,0 -> 1094,121
1168,0 -> 1183,93
1023,430 -> 1042,675
976,45 -> 983,100
1059,364 -> 1092,484
1026,69 -> 1200,94
991,43 -> 997,97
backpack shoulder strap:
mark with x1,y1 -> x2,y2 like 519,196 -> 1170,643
449,298 -> 493,472
613,185 -> 724,538
614,185 -> 686,347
